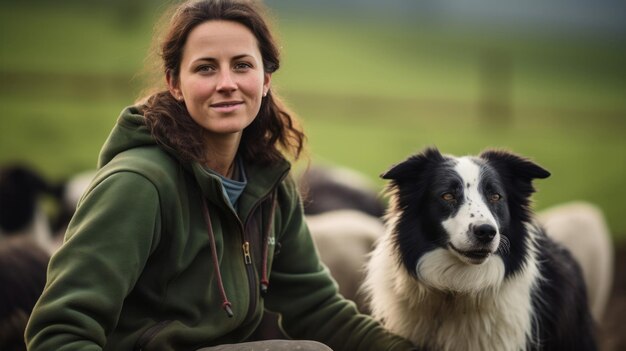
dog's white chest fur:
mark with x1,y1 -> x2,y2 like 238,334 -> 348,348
365,224 -> 541,351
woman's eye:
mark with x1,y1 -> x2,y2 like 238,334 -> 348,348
234,62 -> 252,71
196,65 -> 215,73
490,193 -> 502,202
441,193 -> 456,202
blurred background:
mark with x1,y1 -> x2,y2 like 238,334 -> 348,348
0,0 -> 626,231
0,0 -> 625,348
3,0 -> 624,236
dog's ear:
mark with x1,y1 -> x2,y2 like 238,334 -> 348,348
381,147 -> 444,181
480,150 -> 550,180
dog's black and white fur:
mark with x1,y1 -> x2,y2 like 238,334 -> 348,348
364,148 -> 596,351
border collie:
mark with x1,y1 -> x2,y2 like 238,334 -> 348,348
364,148 -> 596,351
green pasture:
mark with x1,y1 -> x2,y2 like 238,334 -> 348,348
1,4 -> 625,239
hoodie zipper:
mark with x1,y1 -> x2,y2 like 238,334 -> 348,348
242,241 -> 252,264
236,170 -> 289,325
238,198 -> 265,324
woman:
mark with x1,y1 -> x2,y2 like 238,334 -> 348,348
25,1 -> 417,350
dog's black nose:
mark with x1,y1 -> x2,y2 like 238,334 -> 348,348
473,223 -> 497,243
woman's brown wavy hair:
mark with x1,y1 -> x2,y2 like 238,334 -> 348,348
140,0 -> 305,166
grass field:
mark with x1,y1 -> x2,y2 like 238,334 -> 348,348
1,3 -> 625,238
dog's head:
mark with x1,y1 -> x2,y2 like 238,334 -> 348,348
382,147 -> 549,291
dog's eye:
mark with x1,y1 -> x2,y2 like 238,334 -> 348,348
490,193 -> 502,202
441,193 -> 456,202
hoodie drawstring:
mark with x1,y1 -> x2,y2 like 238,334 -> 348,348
201,192 -> 277,317
201,198 -> 234,318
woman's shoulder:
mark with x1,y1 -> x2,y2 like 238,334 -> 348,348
273,171 -> 305,220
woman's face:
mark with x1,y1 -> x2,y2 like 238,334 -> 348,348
168,20 -> 271,139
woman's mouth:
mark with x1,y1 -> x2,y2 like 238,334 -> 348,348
210,101 -> 243,113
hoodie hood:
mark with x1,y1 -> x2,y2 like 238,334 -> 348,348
98,105 -> 163,169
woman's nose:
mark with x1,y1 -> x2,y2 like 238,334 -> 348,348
216,71 -> 237,93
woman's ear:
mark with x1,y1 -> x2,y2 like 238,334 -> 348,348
263,72 -> 272,97
166,70 -> 182,101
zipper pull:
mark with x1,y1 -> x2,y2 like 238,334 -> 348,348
242,241 -> 252,265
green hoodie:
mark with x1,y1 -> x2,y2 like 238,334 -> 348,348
25,106 -> 416,351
